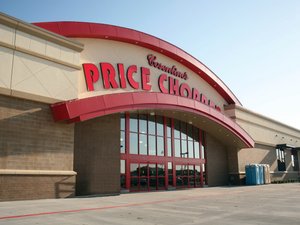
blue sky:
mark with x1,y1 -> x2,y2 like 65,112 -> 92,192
1,0 -> 300,129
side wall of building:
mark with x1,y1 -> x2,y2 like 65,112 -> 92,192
74,114 -> 120,196
225,105 -> 300,183
0,95 -> 75,201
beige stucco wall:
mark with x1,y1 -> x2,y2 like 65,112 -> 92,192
73,38 -> 228,111
225,105 -> 300,147
238,145 -> 277,172
0,14 -> 83,103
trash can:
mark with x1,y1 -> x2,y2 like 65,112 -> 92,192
258,164 -> 264,185
245,164 -> 260,185
245,164 -> 252,185
246,164 -> 270,185
263,164 -> 271,184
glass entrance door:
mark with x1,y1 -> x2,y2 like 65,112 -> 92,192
175,164 -> 202,188
130,163 -> 165,191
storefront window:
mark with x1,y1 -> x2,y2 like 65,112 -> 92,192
188,141 -> 194,158
157,136 -> 164,156
120,113 -> 206,192
120,114 -> 125,130
148,115 -> 156,135
129,115 -> 138,132
149,135 -> 156,155
139,115 -> 147,134
181,121 -> 187,140
167,119 -> 171,138
194,141 -> 200,158
187,124 -> 193,141
182,140 -> 187,158
130,133 -> 138,154
167,138 -> 172,157
174,120 -> 180,139
139,134 -> 147,155
175,139 -> 181,157
156,116 -> 164,136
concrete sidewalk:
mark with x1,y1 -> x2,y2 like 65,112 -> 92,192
0,183 -> 299,225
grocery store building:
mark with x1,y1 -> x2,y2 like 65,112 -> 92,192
0,13 -> 299,201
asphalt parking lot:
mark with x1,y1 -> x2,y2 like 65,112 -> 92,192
0,183 -> 299,225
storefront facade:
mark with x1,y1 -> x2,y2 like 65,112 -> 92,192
0,13 -> 299,201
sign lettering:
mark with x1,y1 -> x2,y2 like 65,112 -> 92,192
82,56 -> 221,111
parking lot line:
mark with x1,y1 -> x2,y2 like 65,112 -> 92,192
0,196 -> 193,221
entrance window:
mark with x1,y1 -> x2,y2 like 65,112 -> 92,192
120,113 -> 206,192
195,166 -> 201,187
168,162 -> 173,186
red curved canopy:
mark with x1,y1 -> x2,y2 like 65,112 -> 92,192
51,92 -> 254,147
34,21 -> 242,106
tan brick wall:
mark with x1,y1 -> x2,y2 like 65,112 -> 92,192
227,147 -> 243,185
0,94 -> 75,200
74,114 -> 120,196
0,94 -> 74,171
227,147 -> 239,173
206,134 -> 228,186
0,175 -> 75,201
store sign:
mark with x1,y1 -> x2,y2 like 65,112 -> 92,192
82,55 -> 221,111
147,54 -> 188,80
